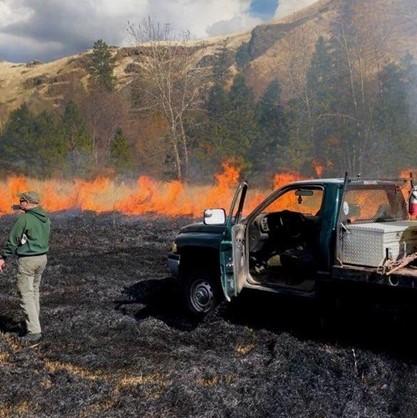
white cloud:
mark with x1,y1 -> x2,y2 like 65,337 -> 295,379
146,0 -> 258,38
274,0 -> 319,19
0,0 -> 32,26
0,0 -> 260,62
97,0 -> 147,18
207,14 -> 261,37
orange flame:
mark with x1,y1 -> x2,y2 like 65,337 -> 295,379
2,167 -> 415,220
312,160 -> 325,177
0,176 -> 29,213
0,163 -> 256,218
273,172 -> 305,189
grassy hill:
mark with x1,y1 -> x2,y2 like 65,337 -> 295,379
0,0 -> 416,127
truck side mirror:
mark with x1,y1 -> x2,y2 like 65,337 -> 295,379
204,208 -> 226,225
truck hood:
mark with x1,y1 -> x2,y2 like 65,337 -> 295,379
180,221 -> 226,234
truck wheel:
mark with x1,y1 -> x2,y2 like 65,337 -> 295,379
183,271 -> 220,316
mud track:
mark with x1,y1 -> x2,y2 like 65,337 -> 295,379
1,213 -> 417,417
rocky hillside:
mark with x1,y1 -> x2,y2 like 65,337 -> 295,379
244,0 -> 417,97
0,0 -> 416,125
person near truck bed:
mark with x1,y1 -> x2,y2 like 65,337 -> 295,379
0,191 -> 51,343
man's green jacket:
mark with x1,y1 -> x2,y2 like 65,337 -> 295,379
1,207 -> 51,259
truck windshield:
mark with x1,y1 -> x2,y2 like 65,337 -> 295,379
342,186 -> 408,223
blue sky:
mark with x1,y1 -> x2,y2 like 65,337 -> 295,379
0,0 -> 313,63
250,0 -> 278,19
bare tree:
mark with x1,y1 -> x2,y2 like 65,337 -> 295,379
80,89 -> 128,169
279,26 -> 320,170
330,0 -> 393,175
128,17 -> 210,180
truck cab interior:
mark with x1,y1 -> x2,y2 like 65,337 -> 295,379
247,186 -> 324,291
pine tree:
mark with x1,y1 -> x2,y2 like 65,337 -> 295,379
327,0 -> 370,175
374,58 -> 417,174
284,37 -> 337,176
88,40 -> 116,91
224,74 -> 257,172
252,79 -> 288,177
34,111 -> 67,176
207,83 -> 230,119
256,79 -> 287,143
0,105 -> 69,177
402,53 -> 417,132
63,101 -> 94,175
306,36 -> 338,173
191,74 -> 257,176
189,83 -> 230,177
235,42 -> 251,69
212,41 -> 232,83
307,37 -> 335,112
0,104 -> 37,174
109,128 -> 134,175
285,97 -> 315,173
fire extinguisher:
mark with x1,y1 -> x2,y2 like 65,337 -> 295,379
409,174 -> 417,216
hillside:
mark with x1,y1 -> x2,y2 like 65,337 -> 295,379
244,0 -> 417,97
0,33 -> 248,127
0,0 -> 416,126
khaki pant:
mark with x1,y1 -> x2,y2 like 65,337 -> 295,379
16,255 -> 47,335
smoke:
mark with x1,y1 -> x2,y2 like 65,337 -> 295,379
407,60 -> 417,130
274,0 -> 319,19
206,14 -> 261,37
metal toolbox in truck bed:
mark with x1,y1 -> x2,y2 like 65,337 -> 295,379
341,221 -> 417,267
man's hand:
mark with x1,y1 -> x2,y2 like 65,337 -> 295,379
0,259 -> 5,272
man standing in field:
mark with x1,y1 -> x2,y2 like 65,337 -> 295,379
0,191 -> 50,343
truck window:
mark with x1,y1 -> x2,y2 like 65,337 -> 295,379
265,187 -> 324,216
343,187 -> 407,223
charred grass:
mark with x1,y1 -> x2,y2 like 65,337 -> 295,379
1,213 -> 417,417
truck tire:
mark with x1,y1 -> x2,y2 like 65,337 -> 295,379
182,270 -> 221,316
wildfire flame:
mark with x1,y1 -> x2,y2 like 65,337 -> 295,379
0,163 -> 304,218
1,166 -> 415,219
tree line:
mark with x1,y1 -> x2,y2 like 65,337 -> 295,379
1,15 -> 417,183
0,40 -> 133,179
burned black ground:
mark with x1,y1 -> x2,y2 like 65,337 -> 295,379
1,213 -> 417,417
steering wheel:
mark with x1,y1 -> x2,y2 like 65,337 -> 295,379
267,210 -> 306,241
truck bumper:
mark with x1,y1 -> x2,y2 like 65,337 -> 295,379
168,253 -> 180,277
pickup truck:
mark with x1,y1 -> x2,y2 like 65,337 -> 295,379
168,176 -> 417,316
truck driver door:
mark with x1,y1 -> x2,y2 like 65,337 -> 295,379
245,185 -> 325,290
220,182 -> 248,301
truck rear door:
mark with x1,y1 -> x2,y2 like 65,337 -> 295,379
220,181 -> 248,301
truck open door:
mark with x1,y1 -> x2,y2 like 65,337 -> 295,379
220,181 -> 248,301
